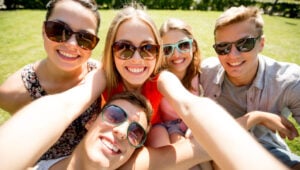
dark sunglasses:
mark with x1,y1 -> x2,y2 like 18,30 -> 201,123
213,36 -> 261,55
163,39 -> 193,57
101,104 -> 147,148
112,41 -> 160,60
44,20 -> 99,50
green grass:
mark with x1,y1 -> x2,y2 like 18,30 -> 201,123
0,9 -> 300,155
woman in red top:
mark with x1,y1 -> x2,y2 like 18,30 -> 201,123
101,5 -> 166,125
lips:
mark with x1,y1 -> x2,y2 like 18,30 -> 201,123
58,50 -> 79,59
228,61 -> 244,67
171,58 -> 185,64
126,67 -> 146,74
101,137 -> 121,154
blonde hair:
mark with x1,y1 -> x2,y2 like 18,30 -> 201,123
102,6 -> 165,93
214,6 -> 264,37
160,18 -> 201,91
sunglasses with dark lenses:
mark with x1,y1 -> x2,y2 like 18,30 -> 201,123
112,41 -> 160,60
101,104 -> 147,148
213,36 -> 261,55
44,20 -> 99,50
163,39 -> 193,57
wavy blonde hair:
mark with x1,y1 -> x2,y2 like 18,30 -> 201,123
160,18 -> 201,91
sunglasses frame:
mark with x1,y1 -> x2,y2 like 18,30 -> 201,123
44,20 -> 99,50
213,36 -> 261,55
101,104 -> 147,148
163,39 -> 193,57
112,41 -> 160,60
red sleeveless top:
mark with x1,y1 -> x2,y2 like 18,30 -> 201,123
102,76 -> 163,125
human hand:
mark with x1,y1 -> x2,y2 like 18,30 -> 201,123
239,111 -> 299,140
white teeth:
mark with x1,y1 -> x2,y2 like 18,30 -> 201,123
229,62 -> 242,66
173,58 -> 184,64
102,139 -> 120,153
59,51 -> 77,58
128,67 -> 144,73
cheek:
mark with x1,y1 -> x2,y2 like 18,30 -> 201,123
81,50 -> 92,59
114,58 -> 124,73
147,60 -> 156,72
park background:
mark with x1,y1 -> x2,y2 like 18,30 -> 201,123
0,0 -> 299,155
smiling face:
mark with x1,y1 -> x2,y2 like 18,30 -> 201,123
43,0 -> 98,72
162,29 -> 193,79
113,18 -> 157,91
83,99 -> 148,169
215,19 -> 264,86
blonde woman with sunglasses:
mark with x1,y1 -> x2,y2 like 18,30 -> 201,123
0,0 -> 101,161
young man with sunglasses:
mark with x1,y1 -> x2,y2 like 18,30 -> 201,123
6,91 -> 152,170
200,6 -> 300,168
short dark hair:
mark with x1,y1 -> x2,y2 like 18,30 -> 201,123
45,0 -> 100,34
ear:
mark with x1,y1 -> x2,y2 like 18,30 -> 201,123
258,35 -> 265,53
192,41 -> 197,53
85,114 -> 97,130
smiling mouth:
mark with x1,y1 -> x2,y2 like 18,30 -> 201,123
228,61 -> 244,67
58,50 -> 79,59
126,67 -> 146,74
172,58 -> 185,64
101,138 -> 121,154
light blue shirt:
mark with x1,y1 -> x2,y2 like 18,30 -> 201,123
200,55 -> 300,150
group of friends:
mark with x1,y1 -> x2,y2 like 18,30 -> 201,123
0,0 -> 300,169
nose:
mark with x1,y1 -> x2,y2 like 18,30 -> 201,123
227,44 -> 240,58
112,122 -> 128,141
131,49 -> 143,60
171,47 -> 180,58
66,34 -> 78,46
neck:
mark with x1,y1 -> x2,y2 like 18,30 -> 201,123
169,69 -> 186,81
35,59 -> 88,93
122,81 -> 142,92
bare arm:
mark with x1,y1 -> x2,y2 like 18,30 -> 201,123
0,69 -> 32,113
157,71 -> 288,170
119,136 -> 210,170
0,67 -> 106,170
237,111 -> 299,140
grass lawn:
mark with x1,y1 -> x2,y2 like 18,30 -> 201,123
0,9 -> 299,155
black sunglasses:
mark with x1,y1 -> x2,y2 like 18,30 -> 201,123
101,104 -> 147,148
213,36 -> 261,55
44,20 -> 99,50
163,39 -> 193,57
112,41 -> 160,60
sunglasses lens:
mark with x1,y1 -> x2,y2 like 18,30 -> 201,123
178,41 -> 192,52
112,42 -> 135,60
163,45 -> 174,57
214,43 -> 232,55
236,37 -> 255,52
127,122 -> 146,147
140,44 -> 159,60
76,31 -> 99,50
102,105 -> 127,124
44,21 -> 71,42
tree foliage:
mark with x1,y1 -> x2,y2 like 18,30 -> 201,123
2,0 -> 299,18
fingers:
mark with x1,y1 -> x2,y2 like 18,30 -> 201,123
280,116 -> 299,140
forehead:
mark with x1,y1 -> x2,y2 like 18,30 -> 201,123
49,0 -> 97,32
215,19 -> 258,42
109,99 -> 148,128
162,29 -> 189,44
115,18 -> 156,45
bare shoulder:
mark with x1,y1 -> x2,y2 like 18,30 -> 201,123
0,68 -> 32,113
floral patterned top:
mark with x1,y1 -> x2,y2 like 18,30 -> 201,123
21,60 -> 101,161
